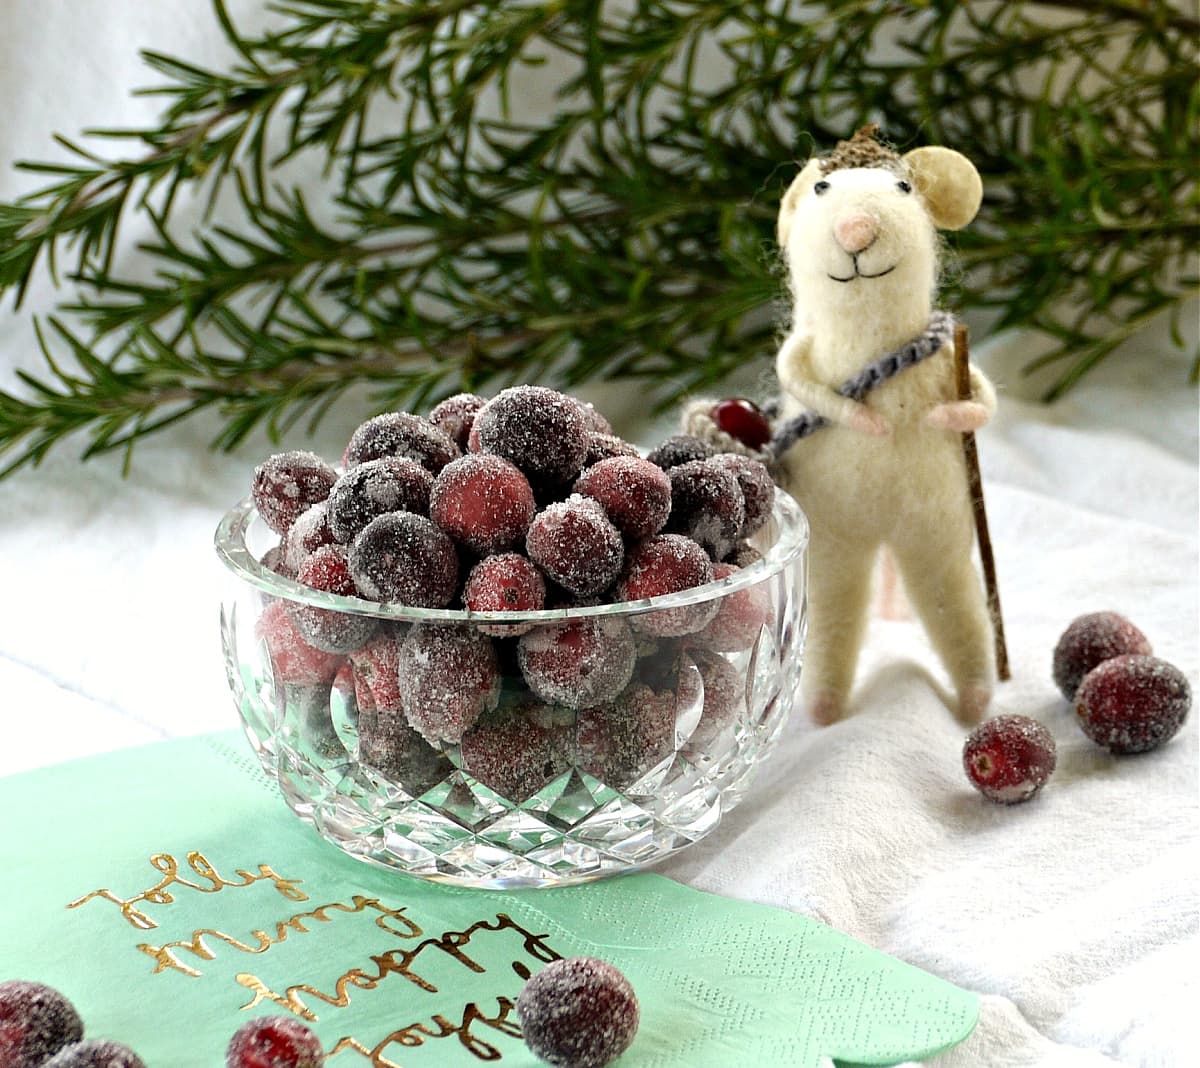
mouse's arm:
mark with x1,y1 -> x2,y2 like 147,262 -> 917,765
776,332 -> 890,437
925,362 -> 997,432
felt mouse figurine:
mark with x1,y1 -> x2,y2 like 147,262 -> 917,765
687,125 -> 998,726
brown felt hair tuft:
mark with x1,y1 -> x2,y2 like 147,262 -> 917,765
819,124 -> 902,174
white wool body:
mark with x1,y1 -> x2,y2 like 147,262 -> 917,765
774,152 -> 997,724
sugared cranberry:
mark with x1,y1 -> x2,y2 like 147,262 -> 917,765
429,392 -> 486,450
666,459 -> 745,561
343,411 -> 460,473
577,682 -> 676,787
252,451 -> 338,535
429,453 -> 536,555
225,1015 -> 325,1068
963,715 -> 1057,804
680,649 -> 745,753
693,563 -> 769,652
583,432 -> 640,467
289,544 -> 378,654
710,397 -> 772,450
725,541 -> 763,568
463,554 -> 546,635
326,456 -> 433,544
517,958 -> 639,1068
44,1041 -> 145,1068
282,501 -> 336,573
0,980 -> 84,1068
472,386 -> 590,486
526,496 -> 625,597
397,624 -> 501,744
616,534 -> 717,637
577,400 -> 614,435
1075,655 -> 1191,754
1052,612 -> 1153,699
708,453 -> 774,538
645,434 -> 715,471
348,512 -> 458,607
574,456 -> 673,540
518,616 -> 637,709
256,600 -> 345,686
460,703 -> 575,801
260,545 -> 295,578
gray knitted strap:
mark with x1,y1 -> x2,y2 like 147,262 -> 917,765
768,310 -> 956,458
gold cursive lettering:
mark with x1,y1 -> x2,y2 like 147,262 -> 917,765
328,997 -> 523,1064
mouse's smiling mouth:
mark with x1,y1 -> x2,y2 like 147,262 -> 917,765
827,261 -> 897,283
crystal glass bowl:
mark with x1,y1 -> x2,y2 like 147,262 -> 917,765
214,492 -> 807,888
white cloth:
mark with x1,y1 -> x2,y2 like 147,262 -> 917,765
1,5 -> 1196,1066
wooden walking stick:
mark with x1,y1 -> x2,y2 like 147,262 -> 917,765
954,322 -> 1011,681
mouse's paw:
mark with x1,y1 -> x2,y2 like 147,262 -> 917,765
926,400 -> 990,433
849,405 -> 891,437
954,682 -> 993,726
807,689 -> 847,726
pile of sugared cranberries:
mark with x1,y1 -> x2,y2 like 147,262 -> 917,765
517,957 -> 640,1068
247,385 -> 778,799
0,980 -> 143,1068
1054,612 -> 1190,754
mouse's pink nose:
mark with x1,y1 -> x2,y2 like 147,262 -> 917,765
834,212 -> 877,254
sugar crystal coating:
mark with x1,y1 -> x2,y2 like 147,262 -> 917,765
526,496 -> 625,597
256,600 -> 345,686
963,714 -> 1057,804
681,648 -> 746,753
289,544 -> 379,654
348,512 -> 458,607
0,980 -> 84,1068
1074,654 -> 1190,754
44,1041 -> 146,1068
577,400 -> 614,435
225,1014 -> 325,1068
583,432 -> 640,467
326,456 -> 433,544
461,702 -> 575,801
645,434 -> 715,470
577,682 -> 676,787
573,456 -> 673,540
666,459 -> 745,561
1052,611 -> 1153,700
473,386 -> 590,486
282,501 -> 335,573
398,624 -> 501,744
616,534 -> 717,637
709,452 -> 774,538
344,411 -> 460,473
463,553 -> 546,635
252,451 -> 338,535
518,616 -> 637,709
693,563 -> 770,652
430,453 -> 536,555
517,957 -> 639,1068
429,392 -> 486,450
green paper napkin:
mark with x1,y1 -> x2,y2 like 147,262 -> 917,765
0,733 -> 975,1067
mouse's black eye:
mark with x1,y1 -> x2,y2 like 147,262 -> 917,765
896,179 -> 912,194
813,180 -> 830,195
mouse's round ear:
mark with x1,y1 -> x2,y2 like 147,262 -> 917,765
901,146 -> 983,231
777,159 -> 823,247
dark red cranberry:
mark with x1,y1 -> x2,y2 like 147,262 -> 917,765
252,451 -> 338,535
344,411 -> 460,473
645,434 -> 715,471
709,453 -> 774,538
256,600 -> 345,686
429,392 -> 486,451
1052,612 -> 1153,699
963,715 -> 1057,804
326,456 -> 433,544
616,534 -> 717,637
463,553 -> 546,635
710,397 -> 771,450
518,616 -> 637,709
44,1041 -> 145,1068
460,703 -> 575,801
574,456 -> 673,540
693,563 -> 770,652
680,648 -> 745,753
0,980 -> 84,1068
429,453 -> 536,555
282,501 -> 336,573
397,624 -> 501,744
526,496 -> 625,597
472,386 -> 590,486
577,400 -> 614,435
577,682 -> 676,787
347,512 -> 458,607
583,432 -> 640,467
289,544 -> 378,654
666,459 -> 745,561
1075,655 -> 1190,754
517,958 -> 639,1068
225,1014 -> 325,1068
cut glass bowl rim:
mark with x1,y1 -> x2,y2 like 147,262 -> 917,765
214,489 -> 808,625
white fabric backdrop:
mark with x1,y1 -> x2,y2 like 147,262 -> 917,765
1,5 -> 1197,1067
